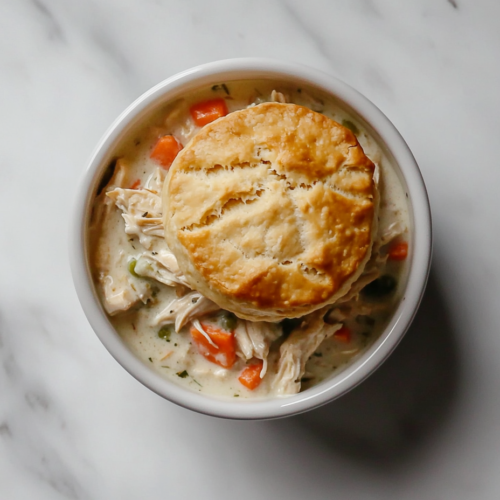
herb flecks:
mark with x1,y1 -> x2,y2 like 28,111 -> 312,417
211,83 -> 230,95
158,325 -> 172,342
177,370 -> 189,378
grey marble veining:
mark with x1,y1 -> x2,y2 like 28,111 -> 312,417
1,0 -> 500,498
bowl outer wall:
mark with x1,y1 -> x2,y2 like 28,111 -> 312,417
70,58 -> 432,420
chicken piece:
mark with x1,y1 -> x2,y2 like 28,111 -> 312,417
134,250 -> 190,288
106,188 -> 163,249
378,221 -> 405,248
100,252 -> 151,315
90,159 -> 153,314
274,312 -> 342,395
107,170 -> 165,250
153,291 -> 220,332
235,321 -> 281,377
271,90 -> 288,104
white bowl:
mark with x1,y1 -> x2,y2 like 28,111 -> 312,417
70,58 -> 432,420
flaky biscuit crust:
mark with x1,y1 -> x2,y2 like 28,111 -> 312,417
163,102 -> 377,321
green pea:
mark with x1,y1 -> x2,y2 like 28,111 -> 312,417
342,119 -> 359,135
158,325 -> 172,342
361,275 -> 397,298
220,312 -> 237,331
128,258 -> 139,277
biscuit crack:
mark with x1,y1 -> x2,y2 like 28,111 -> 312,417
300,264 -> 325,276
268,169 -> 320,191
198,162 -> 257,176
180,188 -> 265,232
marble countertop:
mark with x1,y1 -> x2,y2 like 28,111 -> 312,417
2,0 -> 500,498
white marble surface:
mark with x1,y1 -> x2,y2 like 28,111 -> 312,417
1,0 -> 500,498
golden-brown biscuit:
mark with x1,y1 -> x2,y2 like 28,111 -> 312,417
163,102 -> 377,321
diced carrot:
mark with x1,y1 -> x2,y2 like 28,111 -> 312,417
388,241 -> 409,261
150,135 -> 183,169
238,360 -> 264,390
190,322 -> 236,369
130,179 -> 141,189
334,326 -> 351,343
190,98 -> 228,127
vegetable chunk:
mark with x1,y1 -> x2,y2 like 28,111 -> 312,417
239,361 -> 264,390
333,326 -> 351,343
150,135 -> 183,169
190,98 -> 228,126
190,322 -> 236,369
388,241 -> 408,261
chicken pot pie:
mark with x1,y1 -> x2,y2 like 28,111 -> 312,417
89,80 -> 410,398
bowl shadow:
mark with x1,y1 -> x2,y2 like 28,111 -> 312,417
266,266 -> 460,468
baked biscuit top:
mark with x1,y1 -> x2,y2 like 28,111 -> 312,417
163,102 -> 377,320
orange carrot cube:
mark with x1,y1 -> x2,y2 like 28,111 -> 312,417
150,135 -> 183,169
190,323 -> 236,369
334,326 -> 351,343
238,360 -> 264,390
388,241 -> 409,261
190,98 -> 228,127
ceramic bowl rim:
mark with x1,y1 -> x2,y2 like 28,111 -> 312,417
70,58 -> 432,420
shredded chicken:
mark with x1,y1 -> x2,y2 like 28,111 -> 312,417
107,168 -> 166,250
235,321 -> 282,377
101,254 -> 151,315
271,90 -> 288,103
153,291 -> 220,332
378,221 -> 405,248
274,312 -> 342,395
90,160 -> 153,314
134,250 -> 190,288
